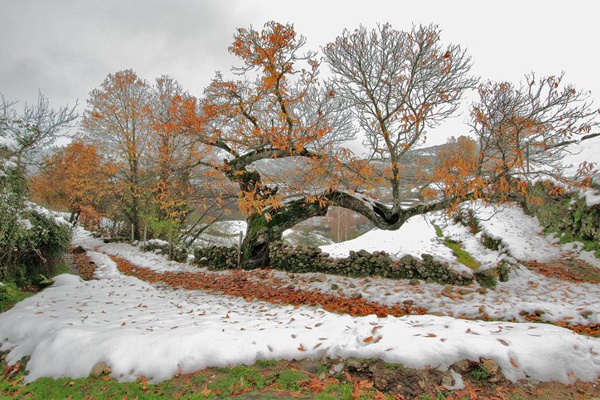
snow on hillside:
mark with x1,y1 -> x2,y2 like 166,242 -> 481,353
562,137 -> 600,175
1,204 -> 600,385
322,215 -> 454,260
563,137 -> 600,205
472,203 -> 560,262
1,236 -> 599,384
321,202 -> 560,266
193,220 -> 247,247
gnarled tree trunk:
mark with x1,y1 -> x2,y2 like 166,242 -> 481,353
242,198 -> 329,268
240,188 -> 474,268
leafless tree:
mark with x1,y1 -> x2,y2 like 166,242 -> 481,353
1,92 -> 77,165
323,23 -> 477,212
470,73 -> 600,187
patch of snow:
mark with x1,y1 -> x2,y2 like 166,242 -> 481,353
562,138 -> 600,177
193,220 -> 247,247
321,215 -> 454,260
17,218 -> 33,230
287,263 -> 600,326
579,251 -> 600,269
444,369 -> 465,390
0,135 -> 19,152
145,238 -> 170,247
1,270 -> 599,384
474,203 -> 560,262
583,188 -> 600,207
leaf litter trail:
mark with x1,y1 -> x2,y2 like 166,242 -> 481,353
2,228 -> 600,385
113,254 -> 600,337
100,230 -> 600,335
113,255 -> 426,319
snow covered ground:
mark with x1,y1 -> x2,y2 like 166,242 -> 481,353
322,202 -> 562,264
1,203 -> 600,386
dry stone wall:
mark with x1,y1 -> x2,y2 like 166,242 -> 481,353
194,242 -> 475,286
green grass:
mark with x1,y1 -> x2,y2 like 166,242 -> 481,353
470,364 -> 489,381
434,224 -> 480,270
53,258 -> 71,276
212,364 -> 269,393
2,354 -> 593,399
255,359 -> 279,368
0,355 -> 399,400
0,282 -> 35,312
559,232 -> 600,256
273,369 -> 308,391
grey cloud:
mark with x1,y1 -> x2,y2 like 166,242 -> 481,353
1,0 -> 598,144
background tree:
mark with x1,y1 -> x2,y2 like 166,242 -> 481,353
327,206 -> 357,242
1,92 -> 77,167
0,93 -> 74,283
82,70 -> 153,240
468,74 -> 599,201
323,23 -> 477,213
424,135 -> 479,202
146,76 -> 195,241
145,75 -> 232,250
30,141 -> 115,230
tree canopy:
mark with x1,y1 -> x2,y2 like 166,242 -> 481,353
31,21 -> 599,267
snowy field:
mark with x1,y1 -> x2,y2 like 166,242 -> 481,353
1,202 -> 600,386
1,138 -> 599,385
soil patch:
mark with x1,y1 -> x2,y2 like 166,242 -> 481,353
526,253 -> 600,283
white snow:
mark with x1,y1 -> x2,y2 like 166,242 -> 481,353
321,202 -> 561,266
289,263 -> 600,326
473,203 -> 560,262
145,238 -> 170,247
2,203 -> 600,385
562,137 -> 600,177
0,135 -> 19,152
322,215 -> 455,260
194,220 -> 247,247
583,188 -> 600,207
1,260 -> 599,384
17,218 -> 33,230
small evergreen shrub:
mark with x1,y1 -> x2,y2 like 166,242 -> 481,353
0,153 -> 72,284
523,181 -> 600,253
1,208 -> 72,285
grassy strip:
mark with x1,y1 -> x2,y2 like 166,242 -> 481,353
0,283 -> 35,313
0,357 -> 385,400
434,225 -> 480,270
4,354 -> 600,399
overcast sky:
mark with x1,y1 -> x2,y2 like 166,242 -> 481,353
1,0 -> 599,146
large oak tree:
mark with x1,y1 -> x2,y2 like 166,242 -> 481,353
188,22 -> 597,267
76,22 -> 598,268
174,22 -> 481,266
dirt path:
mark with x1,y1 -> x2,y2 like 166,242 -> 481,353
64,251 -> 79,275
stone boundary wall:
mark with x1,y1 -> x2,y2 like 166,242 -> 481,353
194,242 -> 477,286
